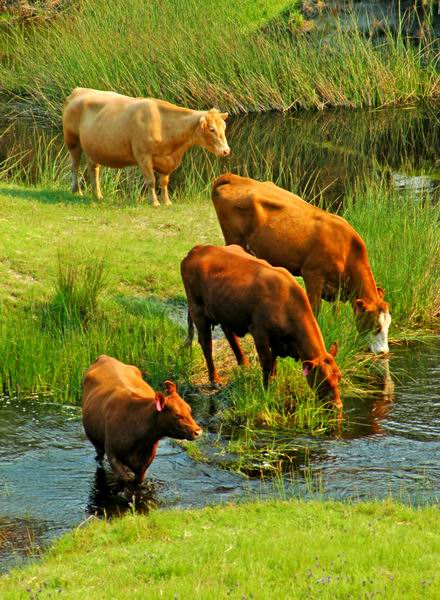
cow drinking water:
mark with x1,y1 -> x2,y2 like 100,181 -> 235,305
212,174 -> 391,354
82,355 -> 202,483
63,88 -> 230,206
181,245 -> 342,408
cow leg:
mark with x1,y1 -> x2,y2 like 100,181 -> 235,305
107,453 -> 135,483
160,174 -> 172,206
86,158 -> 103,200
195,316 -> 221,387
302,271 -> 325,314
67,142 -> 82,195
136,154 -> 160,207
221,325 -> 249,367
94,445 -> 105,466
252,332 -> 275,388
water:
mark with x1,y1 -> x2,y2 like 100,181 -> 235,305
0,342 -> 439,572
1,106 -> 439,205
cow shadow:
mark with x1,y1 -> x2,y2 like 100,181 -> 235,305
0,185 -> 93,206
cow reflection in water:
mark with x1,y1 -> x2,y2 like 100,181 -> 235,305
342,357 -> 395,438
86,465 -> 158,519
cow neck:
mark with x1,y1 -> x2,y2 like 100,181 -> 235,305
159,106 -> 203,151
289,310 -> 327,363
135,396 -> 166,446
347,260 -> 380,306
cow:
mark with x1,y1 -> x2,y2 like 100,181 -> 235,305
181,245 -> 342,408
63,87 -> 230,206
212,174 -> 391,354
82,355 -> 202,483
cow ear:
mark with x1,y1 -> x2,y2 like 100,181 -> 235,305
302,361 -> 314,376
329,341 -> 338,357
199,115 -> 208,129
377,286 -> 385,300
220,112 -> 228,121
355,299 -> 366,315
164,380 -> 176,395
155,392 -> 166,412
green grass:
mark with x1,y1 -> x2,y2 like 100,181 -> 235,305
1,499 -> 440,598
1,0 -> 439,121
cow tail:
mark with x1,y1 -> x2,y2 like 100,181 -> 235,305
183,309 -> 195,348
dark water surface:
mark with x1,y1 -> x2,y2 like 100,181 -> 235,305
0,342 -> 439,572
1,105 -> 439,205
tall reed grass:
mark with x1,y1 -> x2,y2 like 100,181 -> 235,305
0,297 -> 195,403
1,0 -> 439,121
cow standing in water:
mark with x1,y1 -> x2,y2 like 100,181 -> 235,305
181,245 -> 342,408
212,174 -> 391,354
82,355 -> 202,483
63,88 -> 230,206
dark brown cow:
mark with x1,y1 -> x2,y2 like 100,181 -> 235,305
212,174 -> 391,354
63,87 -> 230,206
82,355 -> 202,483
181,245 -> 342,408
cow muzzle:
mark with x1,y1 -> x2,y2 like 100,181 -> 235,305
191,427 -> 203,440
368,311 -> 391,354
215,145 -> 230,157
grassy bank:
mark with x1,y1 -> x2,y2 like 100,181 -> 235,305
1,499 -> 440,598
1,0 -> 439,120
0,176 -> 438,437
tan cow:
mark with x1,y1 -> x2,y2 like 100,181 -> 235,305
82,355 -> 202,483
212,174 -> 391,354
181,245 -> 342,408
63,88 -> 230,206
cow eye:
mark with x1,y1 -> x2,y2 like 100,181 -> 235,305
209,127 -> 215,133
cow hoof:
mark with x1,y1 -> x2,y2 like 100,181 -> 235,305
164,200 -> 173,207
210,381 -> 222,391
152,202 -> 160,208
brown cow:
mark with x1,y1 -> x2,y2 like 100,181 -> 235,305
82,355 -> 202,483
212,174 -> 391,354
181,245 -> 342,408
63,88 -> 230,206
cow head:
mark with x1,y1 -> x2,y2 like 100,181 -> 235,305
197,109 -> 230,157
354,288 -> 391,354
155,380 -> 202,441
302,342 -> 342,409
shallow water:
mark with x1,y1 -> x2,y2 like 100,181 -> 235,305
0,341 -> 439,572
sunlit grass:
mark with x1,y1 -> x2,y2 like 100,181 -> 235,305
1,499 -> 440,598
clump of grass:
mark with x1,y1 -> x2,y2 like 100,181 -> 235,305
45,249 -> 108,328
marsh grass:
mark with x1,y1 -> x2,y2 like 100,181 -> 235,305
344,180 -> 440,327
0,299 -> 195,402
1,0 -> 439,121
